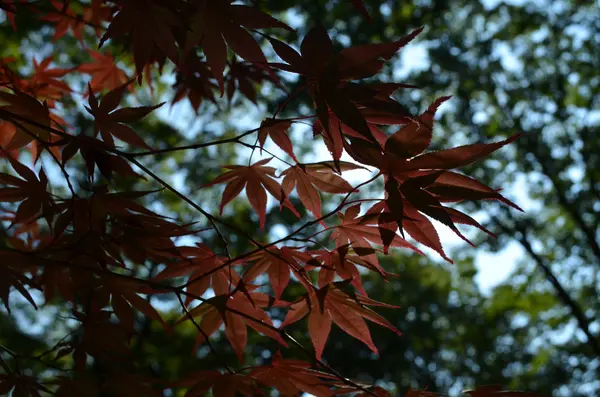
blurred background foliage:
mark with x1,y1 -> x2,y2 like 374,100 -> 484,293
0,0 -> 598,396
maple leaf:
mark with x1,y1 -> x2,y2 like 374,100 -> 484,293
0,91 -> 52,150
378,134 -> 522,250
154,242 -> 238,305
281,284 -> 400,360
183,0 -> 292,94
225,58 -> 279,104
365,196 -> 454,262
0,155 -> 54,227
172,54 -> 219,113
83,0 -> 114,38
79,50 -> 130,93
171,370 -> 257,397
385,96 -> 452,159
331,204 -> 424,271
61,136 -> 146,181
312,108 -> 390,162
242,246 -> 312,300
417,170 -> 522,210
258,118 -> 297,161
394,134 -> 522,172
24,56 -> 73,101
0,250 -> 39,314
106,278 -> 170,334
41,0 -> 85,42
179,290 -> 288,361
85,81 -> 162,149
306,246 -> 396,296
281,162 -> 357,218
99,0 -> 180,77
394,171 -> 476,248
203,158 -> 299,229
248,351 -> 341,397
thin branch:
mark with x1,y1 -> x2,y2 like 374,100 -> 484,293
124,128 -> 260,158
175,293 -> 234,374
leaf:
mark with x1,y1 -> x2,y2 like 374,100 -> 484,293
26,56 -> 73,100
180,290 -> 288,361
424,171 -> 523,211
184,2 -> 290,93
301,24 -> 333,72
331,204 -> 424,271
41,0 -> 85,42
403,134 -> 522,171
258,119 -> 297,161
385,96 -> 451,158
243,246 -> 311,300
203,158 -> 298,228
281,164 -> 353,218
0,91 -> 52,150
335,26 -> 424,80
100,1 -> 179,76
282,285 -> 400,360
86,82 -> 162,149
308,247 -> 393,295
172,54 -> 219,112
402,203 -> 452,263
79,50 -> 130,93
155,243 -> 236,303
307,298 -> 331,361
249,352 -> 338,397
399,173 -> 474,247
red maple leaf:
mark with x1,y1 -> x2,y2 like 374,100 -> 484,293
249,351 -> 342,396
281,162 -> 359,218
331,204 -> 424,270
258,118 -> 297,161
0,91 -> 52,150
172,54 -> 219,113
100,0 -> 180,77
225,58 -> 280,104
242,246 -> 312,300
306,246 -> 396,296
85,81 -> 162,149
178,289 -> 288,361
41,0 -> 85,42
281,283 -> 401,360
79,50 -> 130,93
154,242 -> 238,305
203,158 -> 299,229
183,0 -> 293,94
